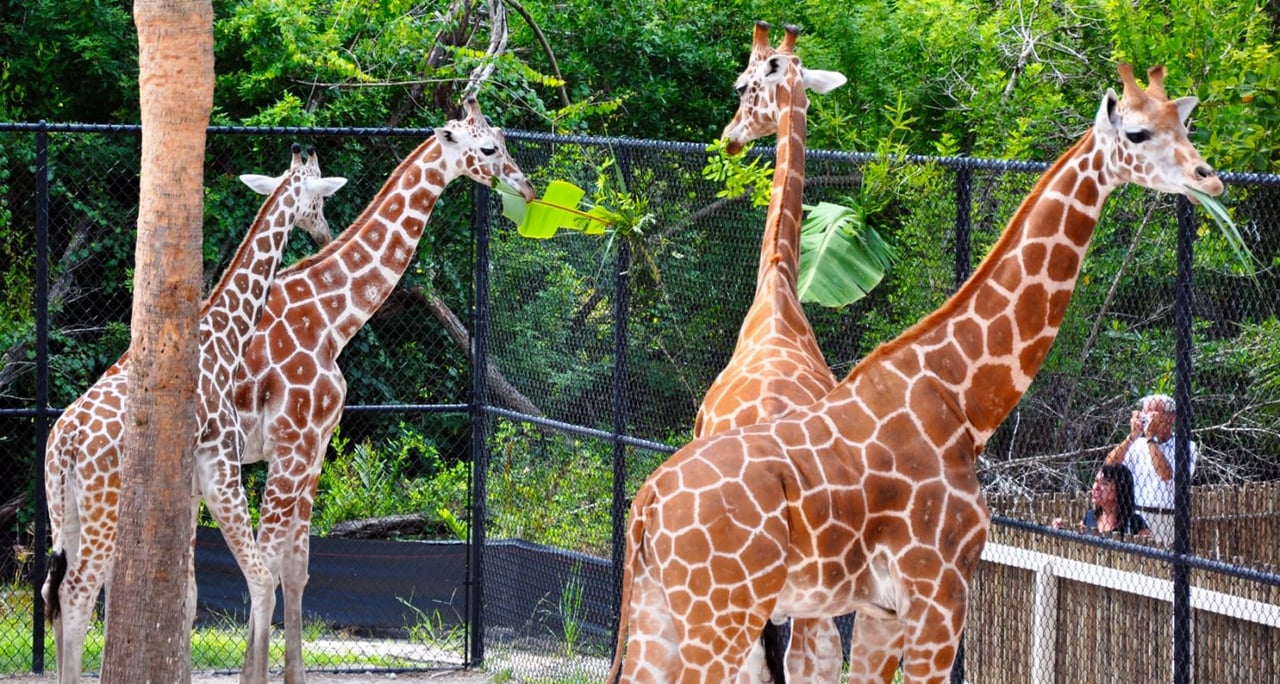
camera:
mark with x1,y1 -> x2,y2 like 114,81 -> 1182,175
1140,413 -> 1152,431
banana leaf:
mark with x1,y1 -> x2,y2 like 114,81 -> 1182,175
495,179 -> 613,239
797,201 -> 897,308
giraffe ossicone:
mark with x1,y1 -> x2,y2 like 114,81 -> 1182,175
233,97 -> 535,684
610,64 -> 1220,683
43,144 -> 345,684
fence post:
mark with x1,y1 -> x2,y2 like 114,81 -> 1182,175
1172,195 -> 1196,683
948,157 -> 973,684
32,120 -> 49,674
953,158 -> 973,290
610,147 -> 635,665
1031,562 -> 1058,684
466,182 -> 493,668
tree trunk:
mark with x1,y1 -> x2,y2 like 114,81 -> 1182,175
101,1 -> 212,681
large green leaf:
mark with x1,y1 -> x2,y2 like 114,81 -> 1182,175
495,179 -> 614,239
797,201 -> 897,308
1186,186 -> 1257,275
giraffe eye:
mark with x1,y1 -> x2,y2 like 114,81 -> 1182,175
1125,130 -> 1152,144
735,84 -> 747,96
480,146 -> 497,156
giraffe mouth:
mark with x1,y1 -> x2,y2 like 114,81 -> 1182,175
1182,180 -> 1224,206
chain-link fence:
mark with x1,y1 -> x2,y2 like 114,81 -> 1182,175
1,122 -> 1278,681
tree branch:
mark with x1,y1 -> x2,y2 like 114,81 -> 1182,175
502,0 -> 571,108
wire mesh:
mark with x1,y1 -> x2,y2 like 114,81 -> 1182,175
0,123 -> 1277,681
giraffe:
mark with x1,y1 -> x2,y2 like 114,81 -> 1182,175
699,21 -> 846,684
608,64 -> 1222,683
232,97 -> 536,684
42,144 -> 346,684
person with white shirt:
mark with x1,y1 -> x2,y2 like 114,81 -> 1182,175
1104,393 -> 1198,545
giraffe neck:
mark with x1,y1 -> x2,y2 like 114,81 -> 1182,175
200,182 -> 300,361
755,77 -> 807,292
273,137 -> 449,352
852,129 -> 1117,439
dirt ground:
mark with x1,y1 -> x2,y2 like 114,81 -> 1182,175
1,670 -> 495,683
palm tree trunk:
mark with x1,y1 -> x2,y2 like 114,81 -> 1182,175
101,1 -> 212,681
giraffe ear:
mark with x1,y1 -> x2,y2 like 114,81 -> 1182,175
435,127 -> 457,145
306,176 -> 348,198
802,68 -> 847,94
1173,96 -> 1199,124
240,173 -> 282,196
1095,87 -> 1119,131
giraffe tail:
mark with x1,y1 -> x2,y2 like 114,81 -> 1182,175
45,549 -> 67,622
761,621 -> 787,683
606,485 -> 653,684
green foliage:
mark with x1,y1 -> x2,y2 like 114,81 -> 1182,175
554,564 -> 587,656
296,419 -> 666,559
486,421 -> 618,555
509,0 -> 746,139
797,201 -> 896,308
311,424 -> 466,535
397,595 -> 465,649
701,138 -> 772,208
0,0 -> 137,122
1101,0 -> 1280,171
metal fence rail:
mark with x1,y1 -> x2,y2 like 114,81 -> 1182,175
0,122 -> 1278,682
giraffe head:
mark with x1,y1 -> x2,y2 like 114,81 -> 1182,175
239,143 -> 348,246
721,21 -> 847,155
435,97 -> 537,201
1094,64 -> 1223,200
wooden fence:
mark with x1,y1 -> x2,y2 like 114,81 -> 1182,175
967,481 -> 1280,683
987,480 -> 1280,570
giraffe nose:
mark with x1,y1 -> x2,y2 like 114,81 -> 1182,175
1191,164 -> 1224,197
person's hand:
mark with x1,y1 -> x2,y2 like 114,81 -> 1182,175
1128,410 -> 1144,438
1051,517 -> 1065,529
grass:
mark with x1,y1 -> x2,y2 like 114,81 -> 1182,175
0,585 -> 444,675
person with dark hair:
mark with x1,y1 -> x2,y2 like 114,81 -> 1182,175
1104,393 -> 1198,544
1053,464 -> 1151,536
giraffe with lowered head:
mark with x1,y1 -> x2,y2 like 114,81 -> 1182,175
43,145 -> 346,684
698,21 -> 846,684
233,97 -> 535,684
609,64 -> 1222,682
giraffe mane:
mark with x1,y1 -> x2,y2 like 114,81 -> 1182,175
279,133 -> 441,277
200,156 -> 304,314
842,129 -> 1100,377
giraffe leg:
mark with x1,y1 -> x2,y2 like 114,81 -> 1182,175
285,463 -> 324,684
667,566 -> 780,683
676,618 -> 761,683
280,530 -> 311,684
735,618 -> 791,684
49,474 -> 116,684
197,455 -> 276,684
735,631 -> 770,684
54,552 -> 108,684
897,587 -> 967,684
786,617 -> 843,682
846,613 -> 906,683
254,434 -> 329,684
619,564 -> 681,683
